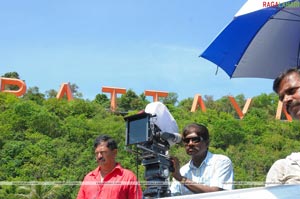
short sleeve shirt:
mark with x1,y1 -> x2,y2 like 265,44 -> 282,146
76,163 -> 143,199
170,151 -> 234,195
266,152 -> 300,186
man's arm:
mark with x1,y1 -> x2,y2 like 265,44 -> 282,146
126,173 -> 143,199
171,156 -> 233,193
265,159 -> 285,187
179,176 -> 222,193
76,185 -> 85,199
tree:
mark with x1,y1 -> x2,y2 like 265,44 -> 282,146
118,89 -> 147,112
94,94 -> 110,109
204,95 -> 215,109
1,89 -> 300,198
69,83 -> 83,99
251,93 -> 278,117
2,72 -> 22,91
15,185 -> 62,199
177,97 -> 193,111
45,89 -> 58,99
22,87 -> 45,105
162,92 -> 178,106
2,72 -> 20,79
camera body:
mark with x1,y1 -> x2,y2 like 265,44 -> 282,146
125,106 -> 179,198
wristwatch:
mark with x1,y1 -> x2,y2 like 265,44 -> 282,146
180,176 -> 187,185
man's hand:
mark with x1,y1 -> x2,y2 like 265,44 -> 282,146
170,156 -> 183,181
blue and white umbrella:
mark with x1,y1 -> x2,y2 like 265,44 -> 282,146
200,0 -> 300,79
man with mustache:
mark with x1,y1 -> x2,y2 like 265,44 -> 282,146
77,135 -> 143,199
266,67 -> 300,186
170,123 -> 234,196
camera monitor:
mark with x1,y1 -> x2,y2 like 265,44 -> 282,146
125,112 -> 151,145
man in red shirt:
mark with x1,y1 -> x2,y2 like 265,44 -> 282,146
77,135 -> 143,199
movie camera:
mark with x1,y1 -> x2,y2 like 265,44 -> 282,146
124,102 -> 181,198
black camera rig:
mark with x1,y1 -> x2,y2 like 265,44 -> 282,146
124,112 -> 178,198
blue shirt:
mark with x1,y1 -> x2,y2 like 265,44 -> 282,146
170,151 -> 234,195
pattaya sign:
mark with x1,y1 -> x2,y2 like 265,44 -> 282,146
0,77 -> 291,121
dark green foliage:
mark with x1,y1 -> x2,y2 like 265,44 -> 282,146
22,87 -> 45,105
162,92 -> 178,106
118,89 -> 149,112
94,93 -> 110,109
1,90 -> 300,198
177,97 -> 193,111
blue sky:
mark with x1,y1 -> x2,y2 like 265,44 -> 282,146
0,0 -> 274,102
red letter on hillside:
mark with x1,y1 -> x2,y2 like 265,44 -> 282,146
275,100 -> 292,121
56,83 -> 74,101
144,90 -> 168,102
102,86 -> 126,112
0,77 -> 27,97
228,96 -> 252,119
191,94 -> 206,112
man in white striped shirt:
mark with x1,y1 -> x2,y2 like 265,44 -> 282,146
170,123 -> 234,196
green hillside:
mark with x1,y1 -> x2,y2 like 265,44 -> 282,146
0,91 -> 299,199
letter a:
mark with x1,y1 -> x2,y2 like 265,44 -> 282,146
56,83 -> 74,101
191,94 -> 206,112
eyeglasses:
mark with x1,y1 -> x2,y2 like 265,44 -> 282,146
182,136 -> 203,144
279,86 -> 300,101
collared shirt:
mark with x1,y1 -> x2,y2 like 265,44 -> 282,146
266,152 -> 300,186
170,151 -> 234,195
76,163 -> 143,199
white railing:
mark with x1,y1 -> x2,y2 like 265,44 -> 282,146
162,185 -> 300,199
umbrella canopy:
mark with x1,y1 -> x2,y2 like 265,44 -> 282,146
200,0 -> 300,79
